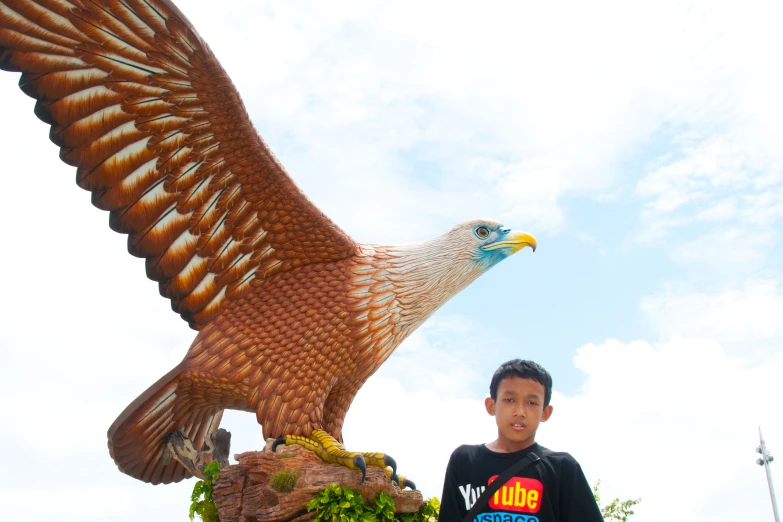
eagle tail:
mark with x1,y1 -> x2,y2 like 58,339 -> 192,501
107,363 -> 223,484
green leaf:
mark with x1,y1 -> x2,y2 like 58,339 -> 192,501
187,460 -> 222,522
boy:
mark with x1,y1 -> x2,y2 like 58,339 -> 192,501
438,359 -> 603,521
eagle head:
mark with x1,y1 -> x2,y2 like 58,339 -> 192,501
445,219 -> 537,272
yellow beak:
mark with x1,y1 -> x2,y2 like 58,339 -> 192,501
481,231 -> 537,253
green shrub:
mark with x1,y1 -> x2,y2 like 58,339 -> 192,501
307,485 -> 395,522
270,468 -> 299,493
593,480 -> 641,521
189,461 -> 221,522
306,484 -> 440,522
397,497 -> 440,522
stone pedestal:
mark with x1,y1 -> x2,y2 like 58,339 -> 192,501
213,441 -> 424,522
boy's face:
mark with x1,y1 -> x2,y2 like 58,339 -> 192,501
485,376 -> 553,452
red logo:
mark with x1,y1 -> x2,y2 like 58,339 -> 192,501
487,476 -> 544,513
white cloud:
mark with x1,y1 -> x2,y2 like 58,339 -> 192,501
637,134 -> 766,210
695,198 -> 738,222
634,132 -> 781,278
669,227 -> 777,278
375,315 -> 508,399
549,338 -> 783,522
641,281 -> 783,355
743,188 -> 783,227
4,482 -> 136,519
636,132 -> 783,243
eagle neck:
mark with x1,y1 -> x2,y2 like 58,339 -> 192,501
364,236 -> 486,332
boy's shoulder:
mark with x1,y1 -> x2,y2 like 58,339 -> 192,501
446,443 -> 482,465
451,442 -> 575,456
448,443 -> 584,472
449,443 -> 483,456
536,445 -> 585,469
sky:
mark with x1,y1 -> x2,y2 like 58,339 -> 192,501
1,0 -> 782,521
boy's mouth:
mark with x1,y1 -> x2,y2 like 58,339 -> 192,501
511,422 -> 526,430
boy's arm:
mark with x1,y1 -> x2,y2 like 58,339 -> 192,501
438,450 -> 466,522
559,458 -> 604,522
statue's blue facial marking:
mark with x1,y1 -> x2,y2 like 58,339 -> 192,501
472,225 -> 513,272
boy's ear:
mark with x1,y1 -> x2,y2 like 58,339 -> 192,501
541,404 -> 554,422
484,396 -> 496,416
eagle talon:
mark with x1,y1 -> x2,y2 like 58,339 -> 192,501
353,454 -> 367,483
391,473 -> 416,490
359,451 -> 397,477
384,454 -> 397,477
271,435 -> 287,453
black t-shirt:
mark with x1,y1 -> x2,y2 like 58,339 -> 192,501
438,443 -> 604,522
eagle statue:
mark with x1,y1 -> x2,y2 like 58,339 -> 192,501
0,0 -> 536,486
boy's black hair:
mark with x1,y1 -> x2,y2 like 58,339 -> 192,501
489,359 -> 553,406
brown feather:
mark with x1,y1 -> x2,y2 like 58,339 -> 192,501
1,48 -> 86,72
0,9 -> 79,50
0,26 -> 72,54
3,0 -> 83,42
189,189 -> 224,234
85,0 -> 158,50
19,68 -> 105,100
42,84 -> 123,128
68,9 -> 154,64
52,103 -> 134,148
128,205 -> 190,256
82,143 -> 158,195
121,94 -> 171,116
108,78 -> 166,97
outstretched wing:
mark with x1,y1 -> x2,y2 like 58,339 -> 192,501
0,0 -> 356,328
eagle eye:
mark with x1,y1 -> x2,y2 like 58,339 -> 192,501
474,226 -> 490,239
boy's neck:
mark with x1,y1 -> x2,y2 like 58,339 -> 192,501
485,436 -> 538,453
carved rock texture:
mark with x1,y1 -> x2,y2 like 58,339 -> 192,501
213,444 -> 424,522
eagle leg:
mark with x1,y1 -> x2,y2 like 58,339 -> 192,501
271,429 -> 396,484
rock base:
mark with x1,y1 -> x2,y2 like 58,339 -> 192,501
213,440 -> 424,522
